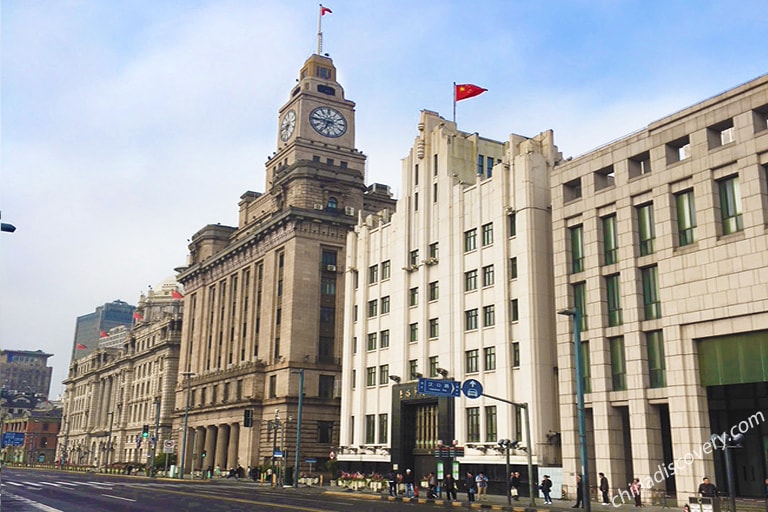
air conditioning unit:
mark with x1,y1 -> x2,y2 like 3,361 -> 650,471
326,264 -> 337,272
344,206 -> 355,216
313,203 -> 324,210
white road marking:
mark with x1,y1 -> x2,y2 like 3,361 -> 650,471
101,493 -> 136,502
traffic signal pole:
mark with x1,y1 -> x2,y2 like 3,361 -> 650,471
151,398 -> 161,477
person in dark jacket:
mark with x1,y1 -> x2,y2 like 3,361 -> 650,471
573,474 -> 584,508
540,475 -> 553,504
386,470 -> 397,497
443,473 -> 457,501
510,471 -> 521,500
599,472 -> 610,504
465,472 -> 477,502
403,468 -> 415,498
698,477 -> 717,498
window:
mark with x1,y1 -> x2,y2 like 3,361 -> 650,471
379,364 -> 389,385
381,296 -> 390,314
641,266 -> 661,320
367,300 -> 377,317
351,369 -> 356,389
380,330 -> 390,348
510,299 -> 519,322
365,415 -> 376,444
628,151 -> 651,178
676,190 -> 697,246
465,270 -> 478,291
466,408 -> 480,443
573,282 -> 587,331
483,305 -> 495,327
466,349 -> 479,373
378,414 -> 388,444
414,192 -> 419,211
428,281 -> 439,301
326,196 -> 337,208
482,222 -> 494,246
414,164 -> 419,185
367,333 -> 377,351
368,265 -> 378,284
318,421 -> 333,444
433,154 -> 438,175
465,309 -> 478,330
580,340 -> 591,393
482,265 -> 495,287
409,323 -> 419,343
269,375 -> 277,398
637,203 -> 655,256
429,356 -> 439,377
485,406 -> 497,442
409,287 -> 419,306
564,178 -> 582,201
321,276 -> 336,295
646,330 -> 666,388
707,119 -> 735,149
602,214 -> 618,265
429,318 -> 439,338
509,257 -> 518,279
606,274 -> 622,327
594,164 -> 616,191
319,375 -> 335,398
366,367 -> 376,387
409,360 -> 419,380
570,225 -> 584,273
609,336 -> 626,391
477,154 -> 484,176
428,242 -> 439,259
381,260 -> 391,279
512,342 -> 520,367
487,157 -> 494,178
464,228 -> 477,252
666,135 -> 691,163
433,182 -> 438,202
718,176 -> 743,234
484,346 -> 496,371
409,250 -> 419,266
508,212 -> 517,237
752,104 -> 768,132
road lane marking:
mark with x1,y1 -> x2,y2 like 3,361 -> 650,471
102,494 -> 136,502
1,492 -> 65,512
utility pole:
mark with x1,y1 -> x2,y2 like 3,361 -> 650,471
292,369 -> 304,488
150,397 -> 161,477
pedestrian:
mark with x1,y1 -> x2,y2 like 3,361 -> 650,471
476,472 -> 488,501
386,469 -> 397,497
443,473 -> 457,501
511,471 -> 521,500
573,474 -> 584,508
698,477 -> 718,497
465,471 -> 477,502
630,478 -> 642,507
403,468 -> 415,498
427,472 -> 438,499
540,474 -> 553,504
599,472 -> 610,504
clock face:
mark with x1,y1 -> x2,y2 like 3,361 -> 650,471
280,110 -> 296,142
309,106 -> 347,138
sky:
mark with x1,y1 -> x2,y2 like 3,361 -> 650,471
1,0 -> 766,398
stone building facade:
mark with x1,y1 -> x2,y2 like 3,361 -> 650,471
0,349 -> 53,398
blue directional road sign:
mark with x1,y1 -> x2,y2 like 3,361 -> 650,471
2,432 -> 25,447
462,379 -> 483,399
417,377 -> 460,398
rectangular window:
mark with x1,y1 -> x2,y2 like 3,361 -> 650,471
433,182 -> 438,202
718,176 -> 743,234
414,192 -> 419,211
509,257 -> 518,279
641,266 -> 661,320
428,281 -> 439,301
414,164 -> 419,185
318,421 -> 333,444
379,364 -> 389,385
508,212 -> 517,237
366,367 -> 376,387
466,349 -> 479,373
580,340 -> 591,393
477,154 -> 484,176
365,415 -> 375,444
628,151 -> 651,178
482,265 -> 495,287
368,265 -> 378,284
464,228 -> 477,252
603,214 -> 618,265
367,300 -> 377,317
465,270 -> 478,291
609,336 -> 626,391
380,329 -> 390,348
512,342 -> 520,367
483,305 -> 495,327
352,369 -> 356,389
409,287 -> 419,306
646,330 -> 666,388
467,407 -> 480,443
485,406 -> 497,442
573,282 -> 588,331
409,323 -> 419,343
676,190 -> 697,246
321,276 -> 336,295
269,375 -> 276,398
570,225 -> 584,273
319,375 -> 335,398
409,359 -> 419,380
667,135 -> 691,163
465,309 -> 478,330
428,242 -> 439,259
381,296 -> 390,314
429,356 -> 439,377
482,222 -> 494,246
637,203 -> 655,256
510,299 -> 519,322
707,119 -> 735,148
487,157 -> 494,178
484,346 -> 496,371
378,414 -> 388,444
367,333 -> 377,351
381,260 -> 391,279
606,274 -> 622,327
429,318 -> 439,338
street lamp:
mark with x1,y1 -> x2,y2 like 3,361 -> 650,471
105,411 -> 114,472
292,369 -> 304,488
179,371 -> 195,479
435,368 -> 449,378
558,307 -> 590,512
498,439 -> 518,505
150,396 -> 161,477
388,375 -> 401,384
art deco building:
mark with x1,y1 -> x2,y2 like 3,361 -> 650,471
339,110 -> 562,486
174,53 -> 395,475
552,75 -> 768,499
59,279 -> 182,468
0,349 -> 53,398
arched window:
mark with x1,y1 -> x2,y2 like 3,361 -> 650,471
327,197 -> 338,210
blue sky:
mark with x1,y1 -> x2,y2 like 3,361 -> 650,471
1,0 -> 766,396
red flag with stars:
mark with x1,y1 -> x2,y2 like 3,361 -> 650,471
455,84 -> 488,101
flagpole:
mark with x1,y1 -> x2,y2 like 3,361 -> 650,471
317,4 -> 324,54
452,82 -> 457,123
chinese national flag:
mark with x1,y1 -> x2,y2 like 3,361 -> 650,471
320,5 -> 332,15
455,83 -> 488,102
133,311 -> 143,321
76,343 -> 87,350
99,330 -> 108,338
171,290 -> 184,299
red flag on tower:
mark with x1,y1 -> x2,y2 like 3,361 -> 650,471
455,83 -> 488,102
133,311 -> 143,321
76,343 -> 87,350
171,290 -> 184,299
99,330 -> 108,338
320,4 -> 332,15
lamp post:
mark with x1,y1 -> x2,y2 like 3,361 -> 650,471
150,397 -> 161,477
179,371 -> 195,479
559,307 -> 591,512
105,411 -> 114,472
292,369 -> 304,488
498,439 -> 514,505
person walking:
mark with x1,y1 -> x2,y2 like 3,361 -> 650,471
630,478 -> 642,507
511,471 -> 521,501
573,474 -> 584,508
540,474 -> 553,504
386,469 -> 397,497
465,471 -> 477,502
403,468 -> 415,498
476,472 -> 489,501
698,477 -> 718,497
427,472 -> 438,499
443,473 -> 457,501
599,472 -> 610,505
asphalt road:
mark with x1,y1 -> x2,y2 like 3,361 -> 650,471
0,467 -> 390,512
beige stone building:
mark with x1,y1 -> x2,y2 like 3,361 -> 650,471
339,109 -> 562,488
551,75 -> 768,499
174,53 -> 395,476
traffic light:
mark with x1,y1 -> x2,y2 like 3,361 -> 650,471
142,425 -> 149,438
244,409 -> 254,428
